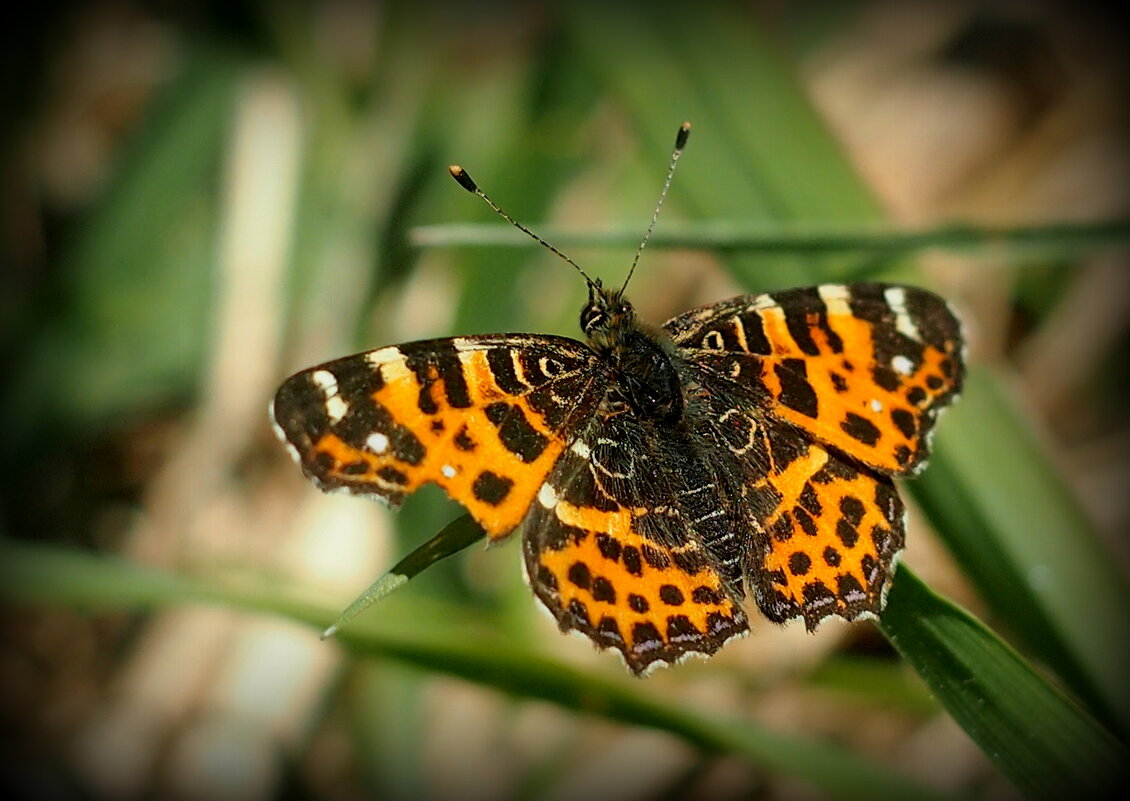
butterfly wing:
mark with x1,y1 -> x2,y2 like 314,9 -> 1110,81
684,369 -> 906,630
521,411 -> 750,674
665,283 -> 963,476
272,335 -> 604,538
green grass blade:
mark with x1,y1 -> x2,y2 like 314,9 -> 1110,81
322,514 -> 486,638
0,538 -> 962,801
412,218 -> 1130,257
911,368 -> 1130,734
880,564 -> 1130,801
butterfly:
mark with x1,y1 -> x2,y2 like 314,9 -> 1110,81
271,124 -> 964,674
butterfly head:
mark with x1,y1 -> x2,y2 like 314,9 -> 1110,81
580,279 -> 635,341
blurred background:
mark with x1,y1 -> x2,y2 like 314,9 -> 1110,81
2,2 -> 1127,800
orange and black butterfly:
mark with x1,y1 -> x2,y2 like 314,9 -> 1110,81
272,124 -> 963,674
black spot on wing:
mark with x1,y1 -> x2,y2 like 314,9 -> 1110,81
484,402 -> 549,462
841,413 -> 881,446
840,496 -> 865,526
402,341 -> 471,412
775,359 -> 819,418
487,348 -> 527,394
377,465 -> 408,485
596,533 -> 621,561
692,586 -> 724,605
798,482 -> 822,516
453,425 -> 476,452
782,289 -> 823,357
622,546 -> 643,577
628,593 -> 649,613
871,365 -> 901,392
666,615 -> 701,643
592,576 -> 616,603
567,561 -> 592,589
740,312 -> 773,355
794,507 -> 818,537
891,408 -> 916,438
778,286 -> 844,355
836,519 -> 859,548
595,617 -> 624,647
472,471 -> 513,505
630,621 -> 664,653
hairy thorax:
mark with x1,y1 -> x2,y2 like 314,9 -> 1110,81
587,302 -> 684,424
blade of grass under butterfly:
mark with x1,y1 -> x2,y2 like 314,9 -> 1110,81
0,538 -> 962,801
911,369 -> 1130,735
321,513 -> 486,639
880,564 -> 1130,801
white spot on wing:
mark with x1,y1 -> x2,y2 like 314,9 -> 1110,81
311,369 -> 338,394
537,482 -> 557,509
870,398 -> 884,413
366,432 -> 390,454
892,355 -> 914,375
570,439 -> 591,459
312,370 -> 348,423
441,464 -> 457,478
885,286 -> 922,342
325,396 -> 349,423
818,284 -> 852,316
364,346 -> 402,366
751,293 -> 778,311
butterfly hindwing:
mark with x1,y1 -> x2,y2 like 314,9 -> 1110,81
521,411 -> 750,674
743,417 -> 905,629
681,374 -> 903,631
271,335 -> 603,537
665,283 -> 963,476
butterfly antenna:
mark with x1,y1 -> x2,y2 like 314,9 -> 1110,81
448,165 -> 597,288
620,121 -> 690,296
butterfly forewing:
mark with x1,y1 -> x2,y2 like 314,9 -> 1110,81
665,283 -> 963,476
272,334 -> 604,537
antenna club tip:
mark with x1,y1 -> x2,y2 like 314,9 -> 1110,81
320,624 -> 338,641
676,121 -> 691,149
449,164 -> 478,193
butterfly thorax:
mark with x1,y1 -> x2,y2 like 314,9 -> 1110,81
581,282 -> 683,423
